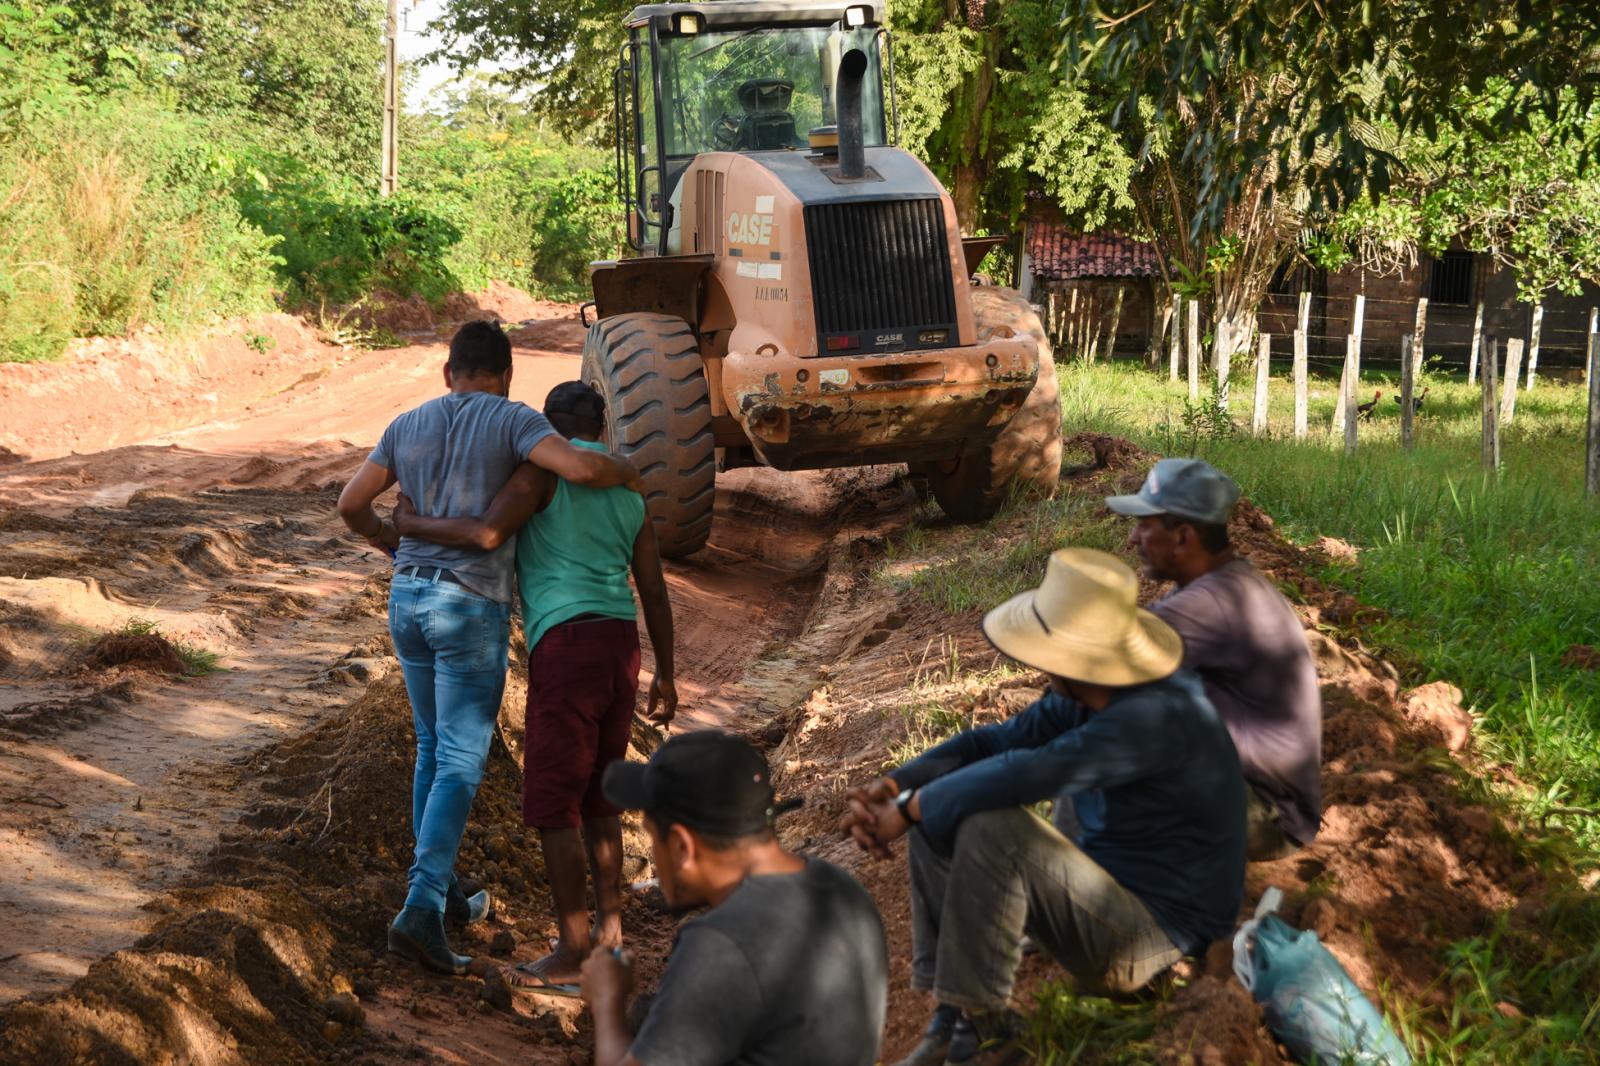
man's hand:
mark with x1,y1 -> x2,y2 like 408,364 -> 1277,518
839,776 -> 907,860
647,674 -> 678,725
581,948 -> 634,1010
367,517 -> 399,554
392,493 -> 417,536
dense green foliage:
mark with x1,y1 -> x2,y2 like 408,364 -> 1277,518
0,1 -> 622,361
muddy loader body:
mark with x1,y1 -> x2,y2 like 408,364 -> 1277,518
586,0 -> 1061,556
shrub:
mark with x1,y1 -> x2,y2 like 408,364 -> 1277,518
234,160 -> 462,306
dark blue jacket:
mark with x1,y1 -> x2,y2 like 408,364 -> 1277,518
891,671 -> 1245,954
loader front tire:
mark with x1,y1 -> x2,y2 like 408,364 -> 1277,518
919,287 -> 1063,522
581,313 -> 715,558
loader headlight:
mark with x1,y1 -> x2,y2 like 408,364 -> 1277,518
844,5 -> 872,28
673,12 -> 701,34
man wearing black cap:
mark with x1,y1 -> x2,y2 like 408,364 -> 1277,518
393,380 -> 675,990
581,731 -> 889,1066
1104,458 -> 1322,861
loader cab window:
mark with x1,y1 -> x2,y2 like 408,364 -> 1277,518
656,23 -> 888,157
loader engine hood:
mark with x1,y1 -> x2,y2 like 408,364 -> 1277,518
751,145 -> 966,357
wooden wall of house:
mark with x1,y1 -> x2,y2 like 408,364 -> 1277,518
1258,256 -> 1600,375
1026,278 -> 1158,360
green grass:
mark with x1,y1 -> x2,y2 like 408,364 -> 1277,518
116,616 -> 224,676
883,358 -> 1600,1063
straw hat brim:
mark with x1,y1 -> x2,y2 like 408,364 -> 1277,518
980,587 -> 1183,687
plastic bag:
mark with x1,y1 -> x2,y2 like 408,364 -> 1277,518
1233,888 -> 1412,1065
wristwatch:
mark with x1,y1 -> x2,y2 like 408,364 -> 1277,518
895,788 -> 919,824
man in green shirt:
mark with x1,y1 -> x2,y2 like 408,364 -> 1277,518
394,381 -> 677,994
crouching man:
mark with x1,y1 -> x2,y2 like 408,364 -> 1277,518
582,731 -> 889,1066
842,549 -> 1245,1066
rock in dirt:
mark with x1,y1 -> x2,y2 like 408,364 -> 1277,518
85,631 -> 190,675
1401,681 -> 1474,753
1316,535 -> 1360,566
480,967 -> 513,1011
488,930 -> 516,957
324,992 -> 364,1027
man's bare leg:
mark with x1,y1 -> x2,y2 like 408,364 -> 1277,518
516,826 -> 590,985
583,814 -> 624,950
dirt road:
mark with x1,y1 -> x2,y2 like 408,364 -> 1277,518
0,305 -> 898,1020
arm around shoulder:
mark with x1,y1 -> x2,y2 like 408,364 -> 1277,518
529,435 -> 641,491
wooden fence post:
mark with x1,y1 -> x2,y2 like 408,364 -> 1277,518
1411,297 -> 1428,380
1353,293 -> 1366,343
1168,294 -> 1181,381
1526,303 -> 1544,389
1333,324 -> 1361,429
1253,333 -> 1271,436
1589,308 -> 1598,392
1293,328 -> 1308,441
1186,299 -> 1201,401
1343,334 -> 1359,455
1468,301 -> 1485,384
1587,327 -> 1600,496
1501,338 -> 1524,423
1216,320 -> 1232,412
1102,284 -> 1125,363
1482,334 -> 1500,472
1400,331 -> 1416,450
1298,290 -> 1312,337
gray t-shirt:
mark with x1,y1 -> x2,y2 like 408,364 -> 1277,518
1152,559 -> 1322,844
632,858 -> 888,1066
368,391 -> 554,603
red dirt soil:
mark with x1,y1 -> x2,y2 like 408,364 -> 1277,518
0,292 -> 1580,1065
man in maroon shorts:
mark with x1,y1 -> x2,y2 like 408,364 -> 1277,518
393,381 -> 676,994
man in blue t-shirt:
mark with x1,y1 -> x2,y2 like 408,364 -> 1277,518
337,321 -> 640,974
842,548 -> 1245,1066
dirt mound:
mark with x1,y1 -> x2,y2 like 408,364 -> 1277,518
85,633 -> 190,675
0,682 -> 137,739
0,886 -> 340,1066
443,281 -> 564,327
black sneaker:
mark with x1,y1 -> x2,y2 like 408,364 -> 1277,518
944,1009 -> 1024,1066
891,1003 -> 961,1066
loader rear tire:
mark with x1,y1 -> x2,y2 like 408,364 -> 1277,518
920,287 -> 1063,522
581,313 -> 715,559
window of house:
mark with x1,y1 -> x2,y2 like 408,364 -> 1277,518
1429,251 -> 1474,305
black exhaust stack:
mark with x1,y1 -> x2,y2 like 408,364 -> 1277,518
836,48 -> 868,179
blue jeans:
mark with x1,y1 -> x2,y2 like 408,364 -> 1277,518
388,572 -> 511,913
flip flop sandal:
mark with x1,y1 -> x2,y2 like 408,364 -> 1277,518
509,961 -> 581,999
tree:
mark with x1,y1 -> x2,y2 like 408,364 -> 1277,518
890,0 -> 1134,235
1062,0 -> 1600,234
1328,89 -> 1600,303
423,0 -> 630,141
62,1 -> 385,173
1057,0 -> 1600,358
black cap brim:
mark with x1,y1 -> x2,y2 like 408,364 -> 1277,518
601,760 -> 655,812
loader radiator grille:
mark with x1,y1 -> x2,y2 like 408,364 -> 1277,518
804,199 -> 957,353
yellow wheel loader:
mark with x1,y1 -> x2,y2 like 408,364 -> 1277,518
585,0 -> 1062,557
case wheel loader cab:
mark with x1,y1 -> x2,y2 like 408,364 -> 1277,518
588,0 -> 1062,558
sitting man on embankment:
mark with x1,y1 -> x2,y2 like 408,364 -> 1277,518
337,323 -> 641,974
842,548 -> 1245,1066
1102,457 -> 1322,861
392,380 -> 677,993
580,730 -> 889,1066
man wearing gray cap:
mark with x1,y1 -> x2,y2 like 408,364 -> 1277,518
1101,458 -> 1322,861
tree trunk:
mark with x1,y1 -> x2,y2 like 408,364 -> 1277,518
951,25 -> 999,235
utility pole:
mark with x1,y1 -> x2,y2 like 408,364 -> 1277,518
381,0 -> 400,196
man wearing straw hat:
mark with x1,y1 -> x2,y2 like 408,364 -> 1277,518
842,549 -> 1245,1066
